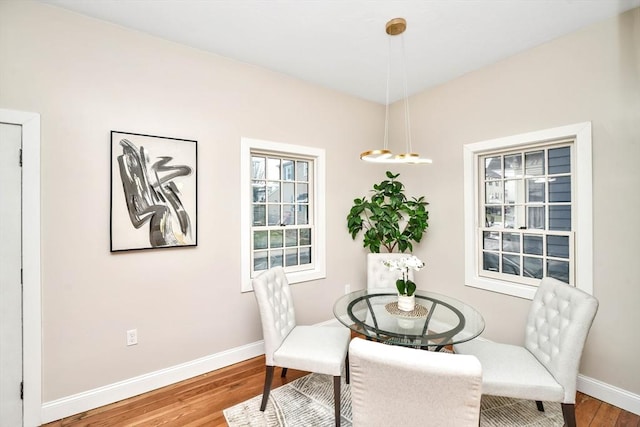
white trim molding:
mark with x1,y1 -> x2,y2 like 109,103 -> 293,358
41,341 -> 265,424
0,109 -> 42,427
578,374 -> 640,416
463,122 -> 593,299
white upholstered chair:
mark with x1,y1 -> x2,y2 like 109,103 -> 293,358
454,277 -> 598,427
252,267 -> 351,427
349,337 -> 482,427
367,253 -> 414,290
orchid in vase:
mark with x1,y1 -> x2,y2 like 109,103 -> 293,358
382,255 -> 425,297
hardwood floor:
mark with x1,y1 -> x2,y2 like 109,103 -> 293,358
42,355 -> 639,427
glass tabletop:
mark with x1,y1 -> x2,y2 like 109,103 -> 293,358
333,289 -> 485,350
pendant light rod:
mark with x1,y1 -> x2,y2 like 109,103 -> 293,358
360,17 -> 432,164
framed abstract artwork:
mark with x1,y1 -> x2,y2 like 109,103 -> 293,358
110,131 -> 197,252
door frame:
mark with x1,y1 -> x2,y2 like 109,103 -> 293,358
0,109 -> 41,426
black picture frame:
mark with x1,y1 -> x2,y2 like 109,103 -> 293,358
110,130 -> 197,252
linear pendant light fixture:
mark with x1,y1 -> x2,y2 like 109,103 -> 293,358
360,18 -> 432,164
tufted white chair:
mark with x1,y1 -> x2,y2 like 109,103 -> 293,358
252,267 -> 351,427
454,277 -> 598,427
349,337 -> 482,426
367,253 -> 414,290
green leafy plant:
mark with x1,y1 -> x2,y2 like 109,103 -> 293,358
347,171 -> 429,253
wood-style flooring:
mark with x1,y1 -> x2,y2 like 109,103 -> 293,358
42,353 -> 639,427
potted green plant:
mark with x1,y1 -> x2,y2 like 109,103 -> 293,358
347,171 -> 429,253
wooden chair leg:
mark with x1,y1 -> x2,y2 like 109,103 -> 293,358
562,403 -> 576,427
280,367 -> 288,378
536,400 -> 544,412
260,366 -> 275,411
345,353 -> 350,384
333,375 -> 341,427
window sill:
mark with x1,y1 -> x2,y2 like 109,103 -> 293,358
465,275 -> 537,300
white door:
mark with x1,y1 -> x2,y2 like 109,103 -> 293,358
0,122 -> 23,427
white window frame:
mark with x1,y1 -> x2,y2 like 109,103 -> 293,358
463,122 -> 593,299
240,137 -> 326,292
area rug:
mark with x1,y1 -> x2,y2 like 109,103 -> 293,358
224,373 -> 564,426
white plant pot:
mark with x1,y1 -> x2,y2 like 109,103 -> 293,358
397,294 -> 415,312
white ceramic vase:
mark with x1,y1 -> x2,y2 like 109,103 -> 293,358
397,294 -> 415,312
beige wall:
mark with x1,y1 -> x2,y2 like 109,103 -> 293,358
0,1 -> 384,401
401,7 -> 640,394
1,0 -> 638,407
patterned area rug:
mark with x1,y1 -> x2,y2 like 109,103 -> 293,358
224,373 -> 564,426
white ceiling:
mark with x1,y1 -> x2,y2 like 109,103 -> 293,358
40,0 -> 639,104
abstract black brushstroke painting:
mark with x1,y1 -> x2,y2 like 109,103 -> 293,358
110,131 -> 197,252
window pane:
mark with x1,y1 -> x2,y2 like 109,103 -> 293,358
252,205 -> 265,226
268,205 -> 281,226
266,158 -> 280,180
504,154 -> 522,178
547,235 -> 569,258
527,206 -> 545,229
282,160 -> 294,181
548,147 -> 570,174
502,254 -> 520,276
504,180 -> 523,204
297,183 -> 308,203
300,247 -> 311,264
282,204 -> 295,225
270,230 -> 283,248
270,250 -> 283,267
526,178 -> 545,203
485,181 -> 502,204
504,206 -> 524,229
300,228 -> 311,245
483,252 -> 499,272
285,248 -> 298,266
285,229 -> 298,247
484,156 -> 502,179
485,206 -> 502,228
483,231 -> 499,250
252,180 -> 266,203
283,182 -> 295,203
523,234 -> 543,255
296,161 -> 308,181
523,257 -> 543,279
502,232 -> 520,252
254,251 -> 268,271
547,260 -> 569,283
298,205 -> 308,225
549,176 -> 571,202
253,231 -> 268,250
251,156 -> 265,180
525,151 -> 544,176
267,182 -> 280,203
549,205 -> 571,231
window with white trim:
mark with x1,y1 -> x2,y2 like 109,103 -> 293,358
240,138 -> 326,292
463,123 -> 593,299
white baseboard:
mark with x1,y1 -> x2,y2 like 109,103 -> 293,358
40,326 -> 640,423
41,341 -> 265,424
577,374 -> 640,416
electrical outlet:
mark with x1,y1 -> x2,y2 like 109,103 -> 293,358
344,283 -> 351,294
126,329 -> 138,346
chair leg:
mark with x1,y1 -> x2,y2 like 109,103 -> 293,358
562,403 -> 576,427
333,375 -> 341,427
280,367 -> 288,378
345,353 -> 350,384
536,400 -> 544,412
260,366 -> 275,412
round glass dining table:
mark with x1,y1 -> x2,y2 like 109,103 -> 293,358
333,289 -> 485,351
